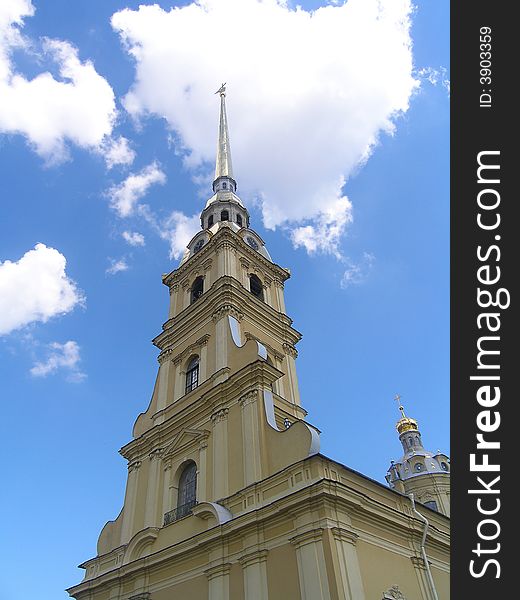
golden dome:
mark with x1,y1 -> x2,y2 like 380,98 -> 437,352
394,395 -> 419,434
396,415 -> 419,434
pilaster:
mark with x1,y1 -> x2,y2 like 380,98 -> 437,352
290,528 -> 331,600
239,549 -> 269,600
330,527 -> 366,600
205,563 -> 232,600
144,448 -> 163,528
211,408 -> 229,499
120,460 -> 141,545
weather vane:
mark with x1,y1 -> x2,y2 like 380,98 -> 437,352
215,82 -> 227,96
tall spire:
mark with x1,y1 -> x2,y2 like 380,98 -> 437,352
198,84 -> 249,234
214,83 -> 234,184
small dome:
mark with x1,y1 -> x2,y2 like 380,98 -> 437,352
396,415 -> 419,435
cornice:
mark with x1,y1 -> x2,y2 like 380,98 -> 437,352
162,227 -> 289,288
153,276 -> 302,353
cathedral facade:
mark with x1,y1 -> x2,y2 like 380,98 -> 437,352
68,88 -> 450,600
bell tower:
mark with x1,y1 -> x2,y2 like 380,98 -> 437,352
385,396 -> 451,516
85,84 -> 320,570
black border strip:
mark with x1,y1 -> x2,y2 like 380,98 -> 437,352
451,2 -> 514,596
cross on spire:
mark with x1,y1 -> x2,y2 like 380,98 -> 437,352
394,394 -> 406,418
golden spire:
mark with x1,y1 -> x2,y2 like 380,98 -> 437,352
214,82 -> 234,182
394,394 -> 418,434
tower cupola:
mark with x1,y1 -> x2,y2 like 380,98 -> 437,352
385,395 -> 451,515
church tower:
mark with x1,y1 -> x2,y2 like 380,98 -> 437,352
385,397 -> 451,516
68,88 -> 450,600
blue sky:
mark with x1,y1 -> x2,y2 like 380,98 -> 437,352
0,1 -> 449,597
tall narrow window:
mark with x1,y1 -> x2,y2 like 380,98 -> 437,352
221,210 -> 229,221
185,356 -> 199,393
236,214 -> 243,227
190,276 -> 204,303
250,274 -> 264,301
208,215 -> 214,228
176,461 -> 197,518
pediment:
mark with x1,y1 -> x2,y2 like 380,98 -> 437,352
163,427 -> 210,458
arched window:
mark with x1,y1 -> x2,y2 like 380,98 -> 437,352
250,274 -> 264,301
185,356 -> 199,393
176,461 -> 197,518
207,215 -> 214,228
222,182 -> 227,189
190,276 -> 204,303
221,210 -> 229,221
236,214 -> 243,227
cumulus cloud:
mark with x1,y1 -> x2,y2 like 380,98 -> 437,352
106,257 -> 129,275
291,193 -> 353,258
0,243 -> 84,336
340,252 -> 376,288
138,205 -> 200,260
107,162 -> 166,217
122,230 -> 145,246
111,0 -> 418,253
30,340 -> 85,382
0,0 -> 120,164
102,136 -> 136,169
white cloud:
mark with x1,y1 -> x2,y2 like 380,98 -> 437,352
0,243 -> 84,336
291,193 -> 353,258
102,136 -> 136,169
340,252 -> 376,288
30,340 -> 85,382
111,0 -> 418,253
107,162 -> 166,217
0,1 -> 119,164
122,230 -> 145,246
138,205 -> 200,260
106,257 -> 129,275
417,66 -> 450,96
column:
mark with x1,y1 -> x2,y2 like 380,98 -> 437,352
239,549 -> 269,600
161,461 -> 173,518
120,460 -> 141,544
331,528 -> 366,600
290,529 -> 331,600
144,449 -> 163,528
205,563 -> 232,600
211,408 -> 229,499
240,390 -> 262,486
